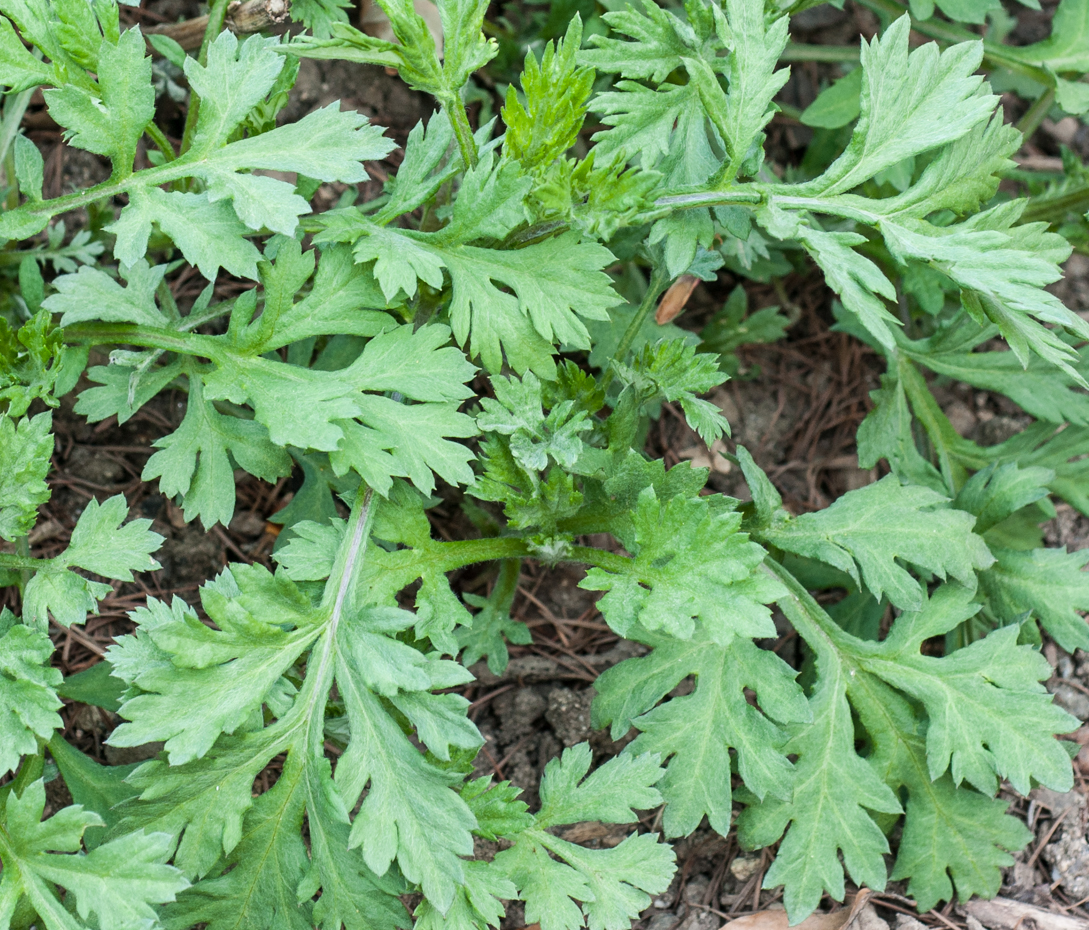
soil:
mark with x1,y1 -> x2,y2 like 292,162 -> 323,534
5,1 -> 1089,928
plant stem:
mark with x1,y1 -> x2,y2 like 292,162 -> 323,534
0,548 -> 43,574
0,86 -> 34,168
492,557 -> 522,613
445,96 -> 478,170
1015,87 -> 1056,141
144,122 -> 177,163
14,536 -> 31,592
612,263 -> 670,364
780,43 -> 861,63
1021,182 -> 1089,225
322,483 -> 376,618
761,557 -> 860,656
180,0 -> 234,155
60,322 -> 225,360
566,545 -> 631,573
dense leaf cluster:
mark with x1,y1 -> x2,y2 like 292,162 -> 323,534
1,0 -> 1088,926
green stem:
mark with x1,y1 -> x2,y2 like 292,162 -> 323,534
144,121 -> 177,163
761,557 -> 859,657
322,483 -> 376,618
0,549 -> 43,574
445,96 -> 478,170
397,536 -> 633,576
492,557 -> 522,613
612,263 -> 670,365
566,545 -> 631,573
1021,182 -> 1089,225
180,0 -> 233,155
1015,87 -> 1056,141
653,189 -> 763,211
780,43 -> 861,63
14,535 -> 32,591
60,322 -> 225,360
0,86 -> 34,166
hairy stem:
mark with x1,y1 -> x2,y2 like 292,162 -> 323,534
780,43 -> 861,63
612,263 -> 671,364
492,557 -> 522,614
322,483 -> 376,618
0,548 -> 45,573
1021,182 -> 1089,225
445,95 -> 479,170
60,322 -> 226,360
144,121 -> 177,163
1015,87 -> 1056,140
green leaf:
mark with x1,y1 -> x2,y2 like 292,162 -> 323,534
848,669 -> 1031,912
0,621 -> 62,777
580,486 -> 783,643
185,32 -> 285,154
107,566 -> 321,765
503,16 -> 594,170
1002,0 -> 1089,76
579,0 -> 707,82
47,735 -> 138,849
301,757 -> 410,930
881,207 -> 1088,385
414,859 -> 515,930
0,16 -> 53,92
490,748 -> 674,930
330,398 -> 477,496
22,495 -> 164,628
109,729 -> 280,880
111,187 -> 265,280
593,632 -> 808,837
535,744 -> 664,829
880,112 -> 1020,218
800,67 -> 862,129
202,322 -> 476,496
589,81 -> 709,179
496,828 -> 675,930
196,102 -> 394,236
863,588 -> 1079,795
334,642 -> 477,912
761,476 -> 994,611
461,777 -> 533,841
341,191 -> 619,371
900,318 -> 1089,426
979,546 -> 1089,653
56,660 -> 124,712
477,371 -> 592,472
952,463 -> 1053,534
764,215 -> 901,352
737,623 -> 902,921
856,375 -> 945,491
0,410 -> 53,541
44,260 -> 170,328
14,132 -> 44,202
0,779 -> 187,930
683,0 -> 789,180
163,752 -> 312,930
793,17 -> 995,196
143,374 -> 291,528
612,338 -> 730,445
43,27 -> 154,176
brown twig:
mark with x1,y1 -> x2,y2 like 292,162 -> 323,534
1026,807 -> 1073,869
146,0 -> 290,52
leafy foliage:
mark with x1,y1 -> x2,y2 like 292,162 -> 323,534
0,0 -> 1086,926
